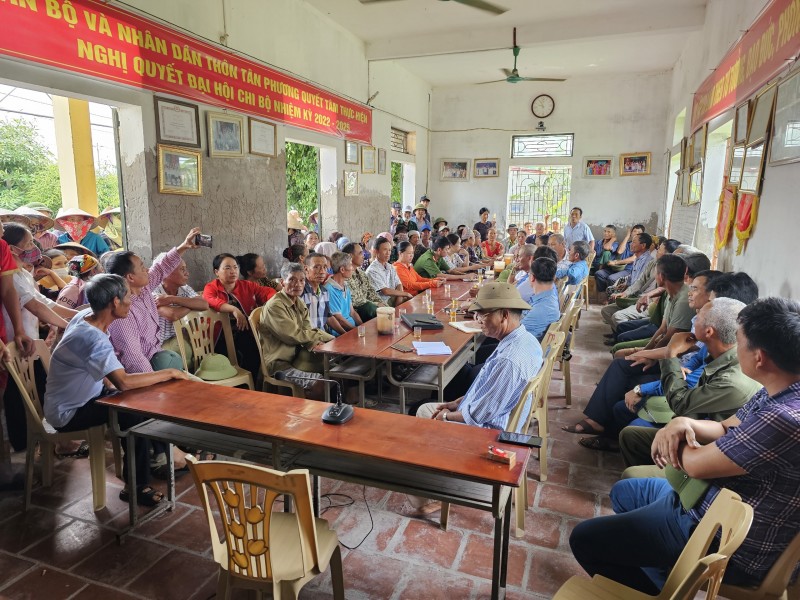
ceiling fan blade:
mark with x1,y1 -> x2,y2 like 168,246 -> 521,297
477,79 -> 507,85
516,77 -> 567,82
501,68 -> 514,78
451,0 -> 508,15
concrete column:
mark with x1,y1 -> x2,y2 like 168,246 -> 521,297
52,96 -> 98,215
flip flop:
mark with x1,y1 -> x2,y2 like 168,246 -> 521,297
119,486 -> 164,507
562,419 -> 604,435
578,436 -> 620,452
55,440 -> 90,459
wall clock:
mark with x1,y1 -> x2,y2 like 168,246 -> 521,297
531,94 -> 555,119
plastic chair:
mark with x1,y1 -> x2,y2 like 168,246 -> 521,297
5,340 -> 109,512
718,530 -> 800,600
174,309 -> 254,390
248,306 -> 305,398
556,298 -> 581,407
553,488 -> 753,600
186,456 -> 344,600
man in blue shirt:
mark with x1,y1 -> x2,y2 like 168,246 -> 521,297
324,251 -> 362,336
556,241 -> 590,285
44,274 -> 187,507
596,232 -> 653,293
563,207 -> 594,247
522,257 -> 561,341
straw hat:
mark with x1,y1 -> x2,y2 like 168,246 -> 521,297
13,206 -> 54,230
26,202 -> 53,216
0,208 -> 31,228
195,354 -> 237,381
53,241 -> 96,258
467,283 -> 531,312
287,210 -> 304,230
96,207 -> 121,229
55,207 -> 96,231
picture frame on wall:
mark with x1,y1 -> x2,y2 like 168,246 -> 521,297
734,100 -> 750,144
582,156 -> 613,178
248,117 -> 276,157
747,84 -> 778,145
378,148 -> 387,174
740,141 -> 766,194
207,112 -> 244,157
440,159 -> 470,181
769,69 -> 800,166
345,140 -> 359,165
619,152 -> 651,176
154,97 -> 200,148
678,138 -> 688,170
344,170 -> 358,196
687,168 -> 703,205
361,146 -> 376,173
728,145 -> 745,185
474,158 -> 500,178
157,144 -> 202,196
690,124 -> 707,168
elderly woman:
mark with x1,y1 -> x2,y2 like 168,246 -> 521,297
481,227 -> 504,258
55,207 -> 110,256
258,262 -> 334,400
14,206 -> 59,250
342,242 -> 386,321
237,253 -> 282,291
203,253 -> 275,381
394,241 -> 443,295
56,254 -> 100,310
304,230 -> 320,252
281,244 -> 307,265
96,207 -> 124,250
287,210 -> 305,247
152,254 -> 208,359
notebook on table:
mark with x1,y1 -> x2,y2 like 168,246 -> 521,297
401,313 -> 444,330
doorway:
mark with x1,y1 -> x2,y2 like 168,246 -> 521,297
507,165 -> 572,228
285,141 -> 320,229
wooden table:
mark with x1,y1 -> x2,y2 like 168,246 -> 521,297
99,380 -> 529,600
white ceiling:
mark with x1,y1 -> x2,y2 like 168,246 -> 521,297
303,0 -> 708,87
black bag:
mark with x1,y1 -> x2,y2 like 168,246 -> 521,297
401,313 -> 444,330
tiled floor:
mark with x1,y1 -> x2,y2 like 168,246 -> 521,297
0,305 -> 625,600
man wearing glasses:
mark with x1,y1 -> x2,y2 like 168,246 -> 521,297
416,283 -> 543,430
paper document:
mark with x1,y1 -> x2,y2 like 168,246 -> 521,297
412,341 -> 453,356
448,321 -> 483,334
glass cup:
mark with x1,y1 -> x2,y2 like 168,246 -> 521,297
449,308 -> 457,323
444,284 -> 451,297
413,326 -> 422,340
425,288 -> 432,300
357,325 -> 366,338
451,299 -> 458,309
427,301 -> 435,315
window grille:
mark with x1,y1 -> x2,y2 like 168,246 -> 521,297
511,134 -> 574,158
390,128 -> 407,153
507,165 -> 572,227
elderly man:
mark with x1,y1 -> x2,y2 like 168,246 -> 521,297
547,233 -> 570,270
563,207 -> 594,247
407,203 -> 429,232
579,298 -> 760,452
389,201 -> 404,235
367,237 -> 413,306
342,242 -> 386,321
596,232 -> 653,293
522,257 -> 561,341
259,263 -> 334,400
506,244 -> 537,301
302,253 -> 332,330
416,282 -> 542,429
44,274 -> 187,507
525,220 -> 548,244
325,252 -> 362,336
505,223 -> 519,252
555,241 -> 590,285
570,297 -> 800,595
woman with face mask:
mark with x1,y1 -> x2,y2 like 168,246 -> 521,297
96,207 -> 123,250
54,207 -> 110,256
1,223 -> 80,453
35,249 -> 72,296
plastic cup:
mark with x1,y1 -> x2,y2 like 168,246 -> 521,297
413,326 -> 422,340
444,284 -> 451,297
357,325 -> 366,338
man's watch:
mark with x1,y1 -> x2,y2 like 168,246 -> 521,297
633,385 -> 642,397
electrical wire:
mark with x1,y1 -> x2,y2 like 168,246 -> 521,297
320,486 -> 374,551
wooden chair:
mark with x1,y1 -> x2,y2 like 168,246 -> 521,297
174,310 -> 254,390
719,530 -> 800,600
553,488 -> 753,600
5,340 -> 109,512
248,306 -> 305,398
186,456 -> 344,600
440,333 -> 565,538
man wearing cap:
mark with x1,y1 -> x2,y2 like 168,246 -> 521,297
432,217 -> 448,240
419,195 -> 432,222
416,282 -> 543,430
474,207 -> 492,242
389,201 -> 404,235
55,207 -> 110,256
505,224 -> 519,252
407,203 -> 429,232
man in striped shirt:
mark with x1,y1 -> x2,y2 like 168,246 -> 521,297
417,283 -> 542,431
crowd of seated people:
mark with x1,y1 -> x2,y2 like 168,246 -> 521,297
2,200 -> 796,600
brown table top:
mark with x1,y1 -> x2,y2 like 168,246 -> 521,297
378,317 -> 476,364
98,380 -> 529,488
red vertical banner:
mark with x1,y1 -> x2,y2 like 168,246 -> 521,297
0,0 -> 372,143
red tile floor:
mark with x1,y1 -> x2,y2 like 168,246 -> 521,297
0,305 -> 629,599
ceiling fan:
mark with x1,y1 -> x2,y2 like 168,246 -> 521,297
479,28 -> 566,84
358,0 -> 508,16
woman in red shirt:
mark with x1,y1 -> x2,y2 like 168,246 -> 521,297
393,241 -> 443,295
203,253 -> 275,380
481,227 -> 504,258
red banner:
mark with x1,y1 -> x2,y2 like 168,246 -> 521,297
691,0 -> 800,131
0,0 -> 372,143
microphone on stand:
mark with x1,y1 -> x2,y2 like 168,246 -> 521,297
273,371 -> 354,425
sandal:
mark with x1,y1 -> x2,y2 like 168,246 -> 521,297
151,464 -> 189,480
562,419 -> 605,435
578,436 -> 620,452
55,440 -> 90,459
119,486 -> 165,507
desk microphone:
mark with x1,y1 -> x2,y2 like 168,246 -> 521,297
273,371 -> 354,425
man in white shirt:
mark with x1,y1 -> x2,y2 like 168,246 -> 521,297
563,207 -> 595,247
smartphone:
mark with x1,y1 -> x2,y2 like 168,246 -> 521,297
195,233 -> 213,248
497,431 -> 543,448
390,343 -> 414,353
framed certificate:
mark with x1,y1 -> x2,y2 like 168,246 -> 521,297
154,97 -> 200,148
249,118 -> 277,157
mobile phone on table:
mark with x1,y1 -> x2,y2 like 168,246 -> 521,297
497,431 -> 543,448
390,343 -> 414,353
195,233 -> 213,248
